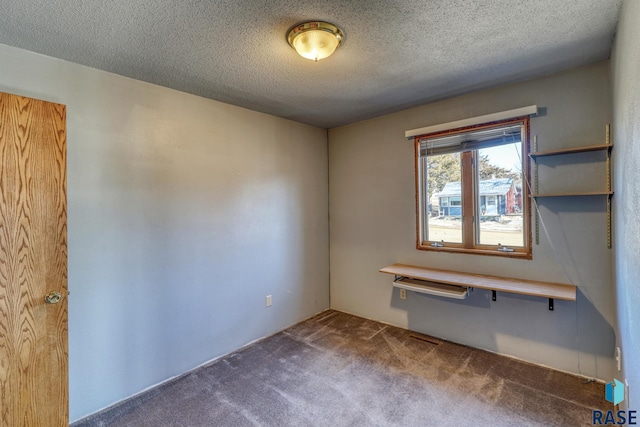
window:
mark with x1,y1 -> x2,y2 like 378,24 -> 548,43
415,117 -> 531,258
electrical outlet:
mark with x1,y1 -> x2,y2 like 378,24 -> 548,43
615,346 -> 621,371
399,289 -> 407,300
265,295 -> 272,307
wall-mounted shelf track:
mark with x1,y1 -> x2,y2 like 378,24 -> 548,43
529,124 -> 613,247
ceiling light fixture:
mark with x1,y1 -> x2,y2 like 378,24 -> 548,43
287,21 -> 344,62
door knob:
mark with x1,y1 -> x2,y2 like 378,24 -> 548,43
44,291 -> 62,304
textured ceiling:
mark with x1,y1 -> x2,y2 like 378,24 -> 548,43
0,0 -> 622,128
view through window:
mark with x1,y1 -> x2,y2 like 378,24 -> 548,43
417,118 -> 530,257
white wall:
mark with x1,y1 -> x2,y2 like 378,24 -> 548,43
611,0 -> 640,410
0,43 -> 329,422
329,61 -> 614,381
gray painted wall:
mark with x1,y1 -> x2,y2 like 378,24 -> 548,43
611,0 -> 640,410
1,22 -> 630,421
329,61 -> 615,381
0,43 -> 329,422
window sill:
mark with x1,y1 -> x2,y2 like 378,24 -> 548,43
417,244 -> 532,259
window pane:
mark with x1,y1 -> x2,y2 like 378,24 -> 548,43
477,142 -> 524,246
425,153 -> 462,243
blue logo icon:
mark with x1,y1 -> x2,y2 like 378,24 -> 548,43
605,379 -> 625,406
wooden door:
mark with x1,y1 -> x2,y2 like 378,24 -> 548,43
0,92 -> 68,426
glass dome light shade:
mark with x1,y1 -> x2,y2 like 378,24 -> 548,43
287,22 -> 344,62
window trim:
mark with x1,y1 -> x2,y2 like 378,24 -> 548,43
414,117 -> 532,259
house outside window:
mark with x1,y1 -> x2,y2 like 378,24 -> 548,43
415,117 -> 531,258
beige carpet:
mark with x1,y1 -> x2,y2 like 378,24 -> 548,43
73,310 -> 608,426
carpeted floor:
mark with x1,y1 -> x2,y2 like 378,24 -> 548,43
73,310 -> 608,426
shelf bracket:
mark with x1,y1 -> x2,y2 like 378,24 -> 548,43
548,298 -> 554,311
607,196 -> 612,249
492,290 -> 497,301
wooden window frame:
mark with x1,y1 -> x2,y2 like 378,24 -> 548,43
415,117 -> 532,259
